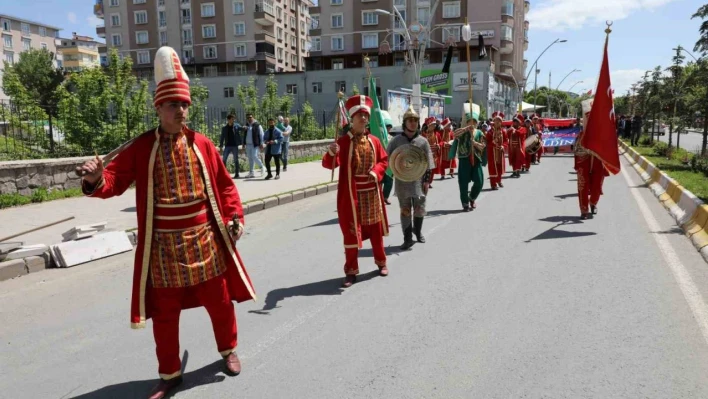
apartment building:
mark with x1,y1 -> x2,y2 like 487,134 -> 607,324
0,14 -> 61,100
93,0 -> 314,79
56,33 -> 101,72
307,0 -> 529,83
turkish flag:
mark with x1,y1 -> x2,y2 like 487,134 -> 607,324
586,89 -> 593,96
580,34 -> 620,175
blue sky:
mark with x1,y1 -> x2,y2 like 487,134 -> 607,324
3,0 -> 704,96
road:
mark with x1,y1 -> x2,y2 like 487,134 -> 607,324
2,153 -> 708,398
656,129 -> 705,153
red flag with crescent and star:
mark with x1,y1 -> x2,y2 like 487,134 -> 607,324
580,30 -> 620,175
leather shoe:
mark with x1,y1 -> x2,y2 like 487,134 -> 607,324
224,352 -> 241,376
148,376 -> 183,399
342,275 -> 356,288
379,266 -> 389,276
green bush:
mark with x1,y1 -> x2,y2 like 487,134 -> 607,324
652,142 -> 670,157
639,136 -> 653,146
30,187 -> 49,203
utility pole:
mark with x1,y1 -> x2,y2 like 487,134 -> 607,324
670,45 -> 685,149
533,68 -> 540,113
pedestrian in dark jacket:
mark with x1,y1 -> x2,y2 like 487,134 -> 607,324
220,114 -> 243,178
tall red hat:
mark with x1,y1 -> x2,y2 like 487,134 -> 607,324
423,116 -> 436,126
153,46 -> 191,107
441,117 -> 451,128
492,111 -> 505,121
513,114 -> 525,123
345,95 -> 373,118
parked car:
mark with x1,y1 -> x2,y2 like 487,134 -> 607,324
647,120 -> 668,136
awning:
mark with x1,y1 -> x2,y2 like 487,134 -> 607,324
521,101 -> 546,112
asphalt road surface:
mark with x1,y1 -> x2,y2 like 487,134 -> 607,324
656,130 -> 705,153
2,153 -> 708,399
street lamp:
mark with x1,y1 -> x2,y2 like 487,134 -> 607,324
555,69 -> 581,91
499,72 -> 523,114
524,38 -> 567,113
567,80 -> 584,93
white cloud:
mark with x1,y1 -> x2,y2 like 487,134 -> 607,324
67,12 -> 78,24
578,69 -> 646,97
86,15 -> 102,28
527,0 -> 678,31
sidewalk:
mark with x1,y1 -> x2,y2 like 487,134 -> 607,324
0,161 -> 336,247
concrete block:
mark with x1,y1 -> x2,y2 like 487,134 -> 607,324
701,246 -> 708,264
51,231 -> 133,268
242,203 -> 250,216
277,193 -> 293,205
25,252 -> 52,273
327,182 -> 338,192
0,259 -> 28,281
304,187 -> 317,198
316,185 -> 328,195
248,200 -> 265,214
126,231 -> 138,246
292,190 -> 305,201
263,197 -> 278,209
4,244 -> 49,261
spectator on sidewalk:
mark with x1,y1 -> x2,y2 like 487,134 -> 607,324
220,114 -> 242,178
264,118 -> 284,180
281,117 -> 292,171
244,113 -> 265,178
631,114 -> 643,146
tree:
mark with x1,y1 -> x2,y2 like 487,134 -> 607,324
236,74 -> 294,123
692,4 -> 708,155
523,87 -> 571,117
1,48 -> 64,116
188,79 -> 210,135
667,46 -> 686,147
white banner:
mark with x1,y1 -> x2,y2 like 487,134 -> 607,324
453,72 -> 484,91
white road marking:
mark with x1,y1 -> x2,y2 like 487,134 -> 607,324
621,163 -> 708,347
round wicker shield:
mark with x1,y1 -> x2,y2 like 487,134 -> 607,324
390,144 -> 428,182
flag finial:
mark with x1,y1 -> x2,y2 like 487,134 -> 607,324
605,20 -> 613,35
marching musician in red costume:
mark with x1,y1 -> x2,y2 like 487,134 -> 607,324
485,112 -> 507,190
421,117 -> 441,187
438,118 -> 457,179
575,99 -> 609,219
78,47 -> 256,399
508,114 -> 527,177
322,95 -> 390,288
533,115 -> 545,164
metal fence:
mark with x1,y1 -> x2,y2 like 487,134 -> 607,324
0,100 -> 341,161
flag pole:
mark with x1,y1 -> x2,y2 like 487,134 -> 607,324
332,91 -> 345,182
465,17 -> 473,112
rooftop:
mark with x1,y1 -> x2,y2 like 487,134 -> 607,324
0,14 -> 62,31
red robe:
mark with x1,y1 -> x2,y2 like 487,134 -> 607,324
439,128 -> 457,172
322,131 -> 389,248
485,127 -> 507,186
423,130 -> 443,177
84,128 -> 256,329
508,127 -> 526,172
575,150 -> 609,214
535,123 -> 545,160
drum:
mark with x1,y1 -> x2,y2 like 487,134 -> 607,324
525,135 -> 541,154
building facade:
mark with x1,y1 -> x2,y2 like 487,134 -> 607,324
0,14 -> 61,100
56,33 -> 101,72
93,0 -> 314,79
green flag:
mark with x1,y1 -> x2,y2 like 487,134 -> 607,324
368,75 -> 393,177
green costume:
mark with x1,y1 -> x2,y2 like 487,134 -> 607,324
449,113 -> 487,208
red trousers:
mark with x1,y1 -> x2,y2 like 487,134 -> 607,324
344,223 -> 386,275
576,155 -> 605,214
149,273 -> 237,379
524,152 -> 533,170
509,147 -> 525,171
489,163 -> 503,188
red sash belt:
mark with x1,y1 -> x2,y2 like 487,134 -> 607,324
354,175 -> 376,191
154,199 -> 211,231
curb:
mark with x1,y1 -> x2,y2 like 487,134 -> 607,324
619,141 -> 708,263
0,180 -> 339,282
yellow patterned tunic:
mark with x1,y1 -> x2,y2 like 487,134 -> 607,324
149,131 -> 228,288
353,136 -> 382,227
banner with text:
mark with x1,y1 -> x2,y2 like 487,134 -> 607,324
452,72 -> 484,91
542,126 -> 581,148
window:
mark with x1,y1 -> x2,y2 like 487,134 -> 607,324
182,49 -> 193,61
203,45 -> 217,59
21,23 -> 30,36
111,14 -> 121,26
233,22 -> 245,36
201,3 -> 215,17
134,11 -> 148,24
501,25 -> 513,41
367,55 -> 379,68
277,48 -> 283,59
287,84 -> 297,94
362,33 -> 377,49
22,39 -> 30,51
159,31 -> 168,45
41,42 -> 47,50
277,6 -> 283,20
331,14 -> 343,28
300,21 -> 305,32
133,0 -> 147,3
182,29 -> 193,45
362,12 -> 378,25
233,0 -> 244,14
136,31 -> 149,44
2,19 -> 10,32
39,27 -> 46,37
224,87 -> 234,98
110,0 -> 119,6
4,51 -> 13,64
277,27 -> 283,39
291,0 -> 296,9
137,50 -> 150,64
159,11 -> 167,27
310,14 -> 319,29
291,54 -> 297,65
234,43 -> 246,57
301,39 -> 305,48
311,37 -> 321,51
111,34 -> 122,46
502,1 -> 514,15
181,9 -> 191,24
3,35 -> 12,48
442,26 -> 460,42
331,0 -> 343,4
202,24 -> 216,38
443,1 -> 460,18
331,36 -> 343,51
334,80 -> 346,92
291,16 -> 296,27
394,10 -> 406,29
158,0 -> 165,5
417,7 -> 430,26
312,82 -> 322,93
394,0 -> 405,5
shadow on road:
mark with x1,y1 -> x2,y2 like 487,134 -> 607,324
554,193 -> 579,200
426,209 -> 465,217
526,215 -> 596,242
568,171 -> 577,175
568,179 -> 578,182
121,207 -> 137,212
293,217 -> 339,231
70,351 -> 227,399
249,271 -> 380,314
652,227 -> 684,235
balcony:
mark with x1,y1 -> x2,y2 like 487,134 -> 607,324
96,25 -> 105,38
254,31 -> 276,45
524,20 -> 529,29
253,51 -> 276,64
525,0 -> 530,13
501,61 -> 513,75
309,28 -> 321,36
255,0 -> 276,26
94,0 -> 104,18
500,39 -> 513,54
502,13 -> 514,25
